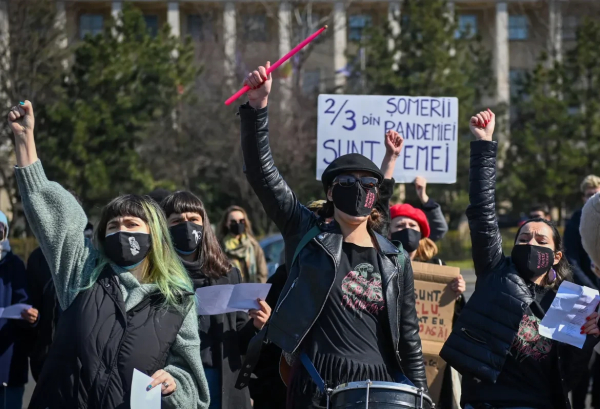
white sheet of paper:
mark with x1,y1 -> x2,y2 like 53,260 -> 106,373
0,303 -> 32,319
228,283 -> 272,310
131,369 -> 161,409
540,281 -> 600,348
195,284 -> 272,315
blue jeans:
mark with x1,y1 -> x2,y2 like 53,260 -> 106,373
0,386 -> 24,409
204,368 -> 221,409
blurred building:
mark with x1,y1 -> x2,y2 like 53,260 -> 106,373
0,0 -> 595,106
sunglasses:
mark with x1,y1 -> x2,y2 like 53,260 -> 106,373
230,219 -> 246,224
333,175 -> 379,189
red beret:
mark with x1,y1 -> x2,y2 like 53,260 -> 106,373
389,204 -> 430,238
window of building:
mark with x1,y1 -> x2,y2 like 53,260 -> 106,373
244,14 -> 267,42
509,69 -> 527,98
509,15 -> 528,40
348,14 -> 372,42
80,14 -> 104,39
144,15 -> 159,37
455,15 -> 477,39
563,16 -> 578,41
188,14 -> 213,41
303,69 -> 321,95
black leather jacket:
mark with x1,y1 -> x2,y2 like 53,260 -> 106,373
440,140 -> 597,408
239,103 -> 427,390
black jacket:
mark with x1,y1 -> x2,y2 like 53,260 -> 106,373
28,267 -> 187,409
439,140 -> 596,409
378,179 -> 449,241
184,260 -> 257,409
26,247 -> 61,381
238,104 -> 427,390
564,209 -> 600,289
249,264 -> 288,409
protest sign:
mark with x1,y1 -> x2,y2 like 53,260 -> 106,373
317,95 -> 459,183
412,261 -> 460,403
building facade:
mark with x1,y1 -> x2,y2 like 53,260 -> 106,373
0,0 -> 596,106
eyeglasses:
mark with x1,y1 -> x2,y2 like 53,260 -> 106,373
333,175 -> 379,189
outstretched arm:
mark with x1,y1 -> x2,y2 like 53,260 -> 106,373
9,102 -> 94,310
466,109 -> 505,276
377,130 -> 403,237
414,177 -> 449,241
240,63 -> 315,253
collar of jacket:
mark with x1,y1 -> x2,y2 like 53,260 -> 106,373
315,218 -> 400,258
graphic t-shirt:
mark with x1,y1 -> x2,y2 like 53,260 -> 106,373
292,243 -> 395,398
463,283 -> 561,407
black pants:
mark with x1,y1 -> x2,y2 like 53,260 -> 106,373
572,351 -> 600,409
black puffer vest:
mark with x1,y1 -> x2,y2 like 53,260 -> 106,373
28,267 -> 187,409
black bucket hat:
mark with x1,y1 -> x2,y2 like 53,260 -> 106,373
321,153 -> 384,193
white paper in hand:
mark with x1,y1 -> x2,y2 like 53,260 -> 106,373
0,303 -> 32,319
539,281 -> 600,349
195,283 -> 271,315
131,369 -> 161,409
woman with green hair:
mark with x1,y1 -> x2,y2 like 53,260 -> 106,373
7,100 -> 210,409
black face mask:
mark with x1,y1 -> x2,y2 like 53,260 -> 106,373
229,221 -> 246,235
511,244 -> 555,280
331,183 -> 377,217
170,222 -> 203,255
104,231 -> 152,268
391,229 -> 422,253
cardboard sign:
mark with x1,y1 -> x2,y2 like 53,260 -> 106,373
317,95 -> 459,183
412,261 -> 460,404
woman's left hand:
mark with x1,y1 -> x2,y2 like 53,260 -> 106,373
249,299 -> 271,330
148,369 -> 177,395
582,312 -> 600,337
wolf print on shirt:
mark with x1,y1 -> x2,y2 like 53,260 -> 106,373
341,263 -> 384,316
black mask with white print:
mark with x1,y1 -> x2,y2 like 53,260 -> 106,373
170,222 -> 203,255
104,231 -> 151,268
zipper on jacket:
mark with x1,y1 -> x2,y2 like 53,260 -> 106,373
276,277 -> 298,313
461,327 -> 487,344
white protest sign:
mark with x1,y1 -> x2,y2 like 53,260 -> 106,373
317,95 -> 459,183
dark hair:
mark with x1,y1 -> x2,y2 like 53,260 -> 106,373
96,194 -> 149,242
529,204 -> 550,216
218,205 -> 256,240
161,191 -> 231,279
514,218 -> 571,288
147,188 -> 171,204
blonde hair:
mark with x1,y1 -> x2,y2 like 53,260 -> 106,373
414,237 -> 439,262
581,175 -> 600,193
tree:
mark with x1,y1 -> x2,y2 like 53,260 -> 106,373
37,3 -> 199,215
0,0 -> 68,234
501,18 -> 600,220
349,0 -> 495,225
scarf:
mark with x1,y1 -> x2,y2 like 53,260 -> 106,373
222,233 -> 257,283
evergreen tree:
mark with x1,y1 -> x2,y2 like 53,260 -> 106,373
38,3 -> 199,214
502,18 -> 600,219
351,0 -> 494,223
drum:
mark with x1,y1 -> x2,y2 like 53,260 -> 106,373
329,381 -> 434,409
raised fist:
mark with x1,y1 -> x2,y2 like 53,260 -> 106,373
384,130 -> 404,158
414,176 -> 429,204
8,100 -> 35,139
469,108 -> 495,141
244,62 -> 272,109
